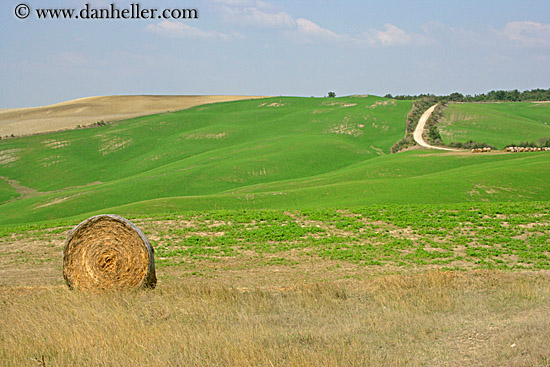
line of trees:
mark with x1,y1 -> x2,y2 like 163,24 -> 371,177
424,104 -> 445,146
505,137 -> 550,148
385,88 -> 550,102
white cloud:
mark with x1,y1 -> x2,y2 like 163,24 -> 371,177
145,20 -> 234,40
149,1 -> 434,47
212,0 -> 262,6
359,24 -> 433,47
213,0 -> 344,42
215,0 -> 295,29
296,18 -> 340,39
290,21 -> 432,47
374,24 -> 411,46
422,20 -> 550,48
501,21 -> 550,47
233,7 -> 295,28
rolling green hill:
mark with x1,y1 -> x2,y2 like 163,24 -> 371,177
439,102 -> 550,148
1,96 -> 549,226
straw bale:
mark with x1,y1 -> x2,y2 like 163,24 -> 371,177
63,214 -> 156,290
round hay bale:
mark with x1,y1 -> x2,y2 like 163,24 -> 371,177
63,214 -> 156,290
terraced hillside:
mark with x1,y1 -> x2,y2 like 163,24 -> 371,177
439,102 -> 550,148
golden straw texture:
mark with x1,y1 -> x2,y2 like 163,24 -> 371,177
63,215 -> 156,290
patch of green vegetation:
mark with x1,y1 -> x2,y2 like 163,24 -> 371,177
440,102 -> 550,149
0,177 -> 19,204
0,96 -> 414,225
4,202 -> 548,270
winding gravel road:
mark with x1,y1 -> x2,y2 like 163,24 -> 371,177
413,104 -> 459,151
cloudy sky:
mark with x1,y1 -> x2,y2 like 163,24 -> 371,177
1,0 -> 550,107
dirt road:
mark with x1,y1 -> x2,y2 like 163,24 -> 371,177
413,104 -> 458,151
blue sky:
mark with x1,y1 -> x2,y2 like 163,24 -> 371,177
1,0 -> 550,107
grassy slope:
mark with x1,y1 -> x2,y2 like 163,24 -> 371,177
104,151 -> 549,217
1,96 -> 549,226
0,96 -> 410,224
0,95 -> 266,136
439,102 -> 550,148
0,178 -> 18,203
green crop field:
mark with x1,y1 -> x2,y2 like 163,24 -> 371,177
0,96 -> 413,225
3,202 -> 548,275
439,102 -> 550,148
1,96 -> 549,226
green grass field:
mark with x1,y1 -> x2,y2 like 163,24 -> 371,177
3,202 -> 548,276
0,96 -> 413,225
1,96 -> 549,226
439,102 -> 550,148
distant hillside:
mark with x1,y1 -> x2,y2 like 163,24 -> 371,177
1,95 -> 549,226
0,95 -> 266,137
439,102 -> 550,149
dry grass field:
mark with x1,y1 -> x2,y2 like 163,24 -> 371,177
0,271 -> 550,366
1,212 -> 549,366
0,95 -> 266,137
2,270 -> 549,366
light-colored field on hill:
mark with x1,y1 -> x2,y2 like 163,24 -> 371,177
0,95 -> 267,137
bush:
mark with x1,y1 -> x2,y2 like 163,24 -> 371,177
504,137 -> 550,149
391,134 -> 416,153
448,141 -> 497,150
423,103 -> 446,145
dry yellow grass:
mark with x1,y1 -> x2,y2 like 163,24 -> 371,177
1,271 -> 549,366
0,95 -> 267,137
